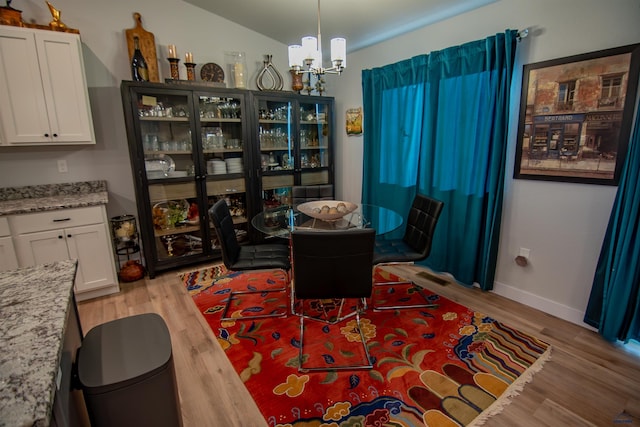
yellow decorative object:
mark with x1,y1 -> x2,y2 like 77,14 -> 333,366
46,1 -> 67,30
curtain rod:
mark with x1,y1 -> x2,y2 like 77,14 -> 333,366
517,28 -> 529,41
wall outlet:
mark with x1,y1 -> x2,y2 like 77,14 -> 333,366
57,159 -> 68,173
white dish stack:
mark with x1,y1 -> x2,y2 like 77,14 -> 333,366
225,158 -> 244,174
207,159 -> 227,175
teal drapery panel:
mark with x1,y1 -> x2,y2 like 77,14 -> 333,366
584,99 -> 640,342
362,31 -> 517,290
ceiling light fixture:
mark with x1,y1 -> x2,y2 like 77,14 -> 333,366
287,0 -> 346,94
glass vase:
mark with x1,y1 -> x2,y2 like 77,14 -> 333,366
225,51 -> 248,89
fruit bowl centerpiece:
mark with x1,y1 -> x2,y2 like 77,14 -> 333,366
297,200 -> 357,221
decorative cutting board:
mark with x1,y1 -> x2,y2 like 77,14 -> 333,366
124,12 -> 159,82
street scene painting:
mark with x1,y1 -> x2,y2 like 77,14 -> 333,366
514,44 -> 640,185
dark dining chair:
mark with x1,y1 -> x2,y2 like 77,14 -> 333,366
291,184 -> 334,209
209,199 -> 290,321
291,228 -> 375,372
372,194 -> 444,311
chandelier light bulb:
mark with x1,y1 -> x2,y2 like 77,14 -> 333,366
288,45 -> 303,68
330,38 -> 346,68
301,36 -> 318,61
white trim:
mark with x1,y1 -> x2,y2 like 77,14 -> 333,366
492,281 -> 596,331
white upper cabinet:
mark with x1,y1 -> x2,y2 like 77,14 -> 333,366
0,26 -> 95,145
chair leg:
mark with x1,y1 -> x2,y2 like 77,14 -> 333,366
221,267 -> 291,321
298,300 -> 373,372
221,288 -> 289,321
372,264 -> 439,311
291,293 -> 363,324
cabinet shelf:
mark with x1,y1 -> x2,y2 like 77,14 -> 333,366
206,173 -> 245,180
300,145 -> 329,150
203,148 -> 244,154
144,150 -> 193,156
147,176 -> 192,182
301,166 -> 329,170
201,118 -> 242,124
154,224 -> 201,237
300,121 -> 327,125
140,116 -> 190,122
260,146 -> 293,152
259,119 -> 289,124
142,148 -> 245,156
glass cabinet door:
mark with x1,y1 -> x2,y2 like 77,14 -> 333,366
256,97 -> 295,209
198,94 -> 249,246
135,91 -> 205,262
299,100 -> 332,186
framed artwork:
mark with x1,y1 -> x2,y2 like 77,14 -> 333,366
514,43 -> 640,185
346,107 -> 363,135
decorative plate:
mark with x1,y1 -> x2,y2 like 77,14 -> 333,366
145,154 -> 175,178
200,62 -> 225,82
297,200 -> 357,221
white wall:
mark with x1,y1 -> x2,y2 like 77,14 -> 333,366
0,0 -> 290,217
332,0 -> 640,326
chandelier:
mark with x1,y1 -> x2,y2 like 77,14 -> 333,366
288,0 -> 346,94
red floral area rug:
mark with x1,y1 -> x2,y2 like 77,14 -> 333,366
181,266 -> 551,427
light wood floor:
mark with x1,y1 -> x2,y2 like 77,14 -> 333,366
77,263 -> 640,427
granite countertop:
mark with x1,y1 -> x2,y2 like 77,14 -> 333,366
0,259 -> 78,427
0,181 -> 108,216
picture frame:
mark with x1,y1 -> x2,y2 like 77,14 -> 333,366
346,107 -> 363,136
514,43 -> 640,185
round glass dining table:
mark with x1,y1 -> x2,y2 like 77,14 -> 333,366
252,203 -> 403,238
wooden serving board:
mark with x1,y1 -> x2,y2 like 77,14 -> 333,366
124,12 -> 159,82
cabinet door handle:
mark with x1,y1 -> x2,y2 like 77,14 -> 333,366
53,133 -> 58,137
58,235 -> 64,239
53,218 -> 71,222
67,234 -> 72,238
44,133 -> 49,137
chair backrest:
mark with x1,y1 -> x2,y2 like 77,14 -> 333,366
209,199 -> 240,268
291,228 -> 375,300
292,184 -> 334,209
403,194 -> 444,257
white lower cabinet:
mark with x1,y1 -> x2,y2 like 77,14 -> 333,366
0,217 -> 18,272
9,206 -> 119,300
0,237 -> 18,271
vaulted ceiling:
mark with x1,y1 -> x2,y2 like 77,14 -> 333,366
182,0 -> 496,53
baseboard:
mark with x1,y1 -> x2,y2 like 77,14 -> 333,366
492,280 -> 596,331
75,284 -> 120,302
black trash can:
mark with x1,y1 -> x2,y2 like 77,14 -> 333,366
77,313 -> 183,427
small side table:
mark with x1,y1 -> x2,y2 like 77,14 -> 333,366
110,215 -> 144,281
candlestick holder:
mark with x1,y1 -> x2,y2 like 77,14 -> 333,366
167,58 -> 180,80
185,62 -> 196,81
290,69 -> 304,93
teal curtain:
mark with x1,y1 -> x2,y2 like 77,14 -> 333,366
584,99 -> 640,342
362,30 -> 518,290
